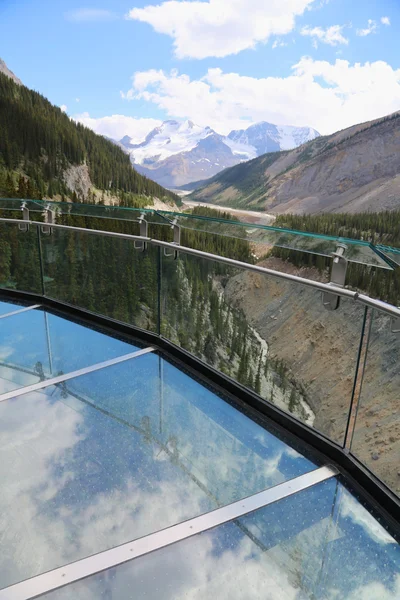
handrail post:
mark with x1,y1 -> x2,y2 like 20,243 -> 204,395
18,202 -> 30,232
41,204 -> 56,235
322,243 -> 348,311
163,218 -> 180,260
134,213 -> 148,252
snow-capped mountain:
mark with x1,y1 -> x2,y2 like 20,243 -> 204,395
119,119 -> 320,189
228,122 -> 320,154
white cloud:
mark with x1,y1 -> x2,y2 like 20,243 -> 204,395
73,112 -> 162,142
357,19 -> 378,36
122,59 -> 400,135
75,97 -> 80,102
381,16 -> 391,26
301,24 -> 349,46
65,8 -> 117,22
60,104 -> 68,113
126,0 -> 315,59
272,39 -> 287,49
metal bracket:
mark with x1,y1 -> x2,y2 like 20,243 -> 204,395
164,218 -> 181,259
18,202 -> 30,232
391,314 -> 400,335
322,244 -> 348,311
134,213 -> 148,252
41,204 -> 56,235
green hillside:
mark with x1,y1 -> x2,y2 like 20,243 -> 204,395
188,151 -> 284,208
0,71 -> 179,207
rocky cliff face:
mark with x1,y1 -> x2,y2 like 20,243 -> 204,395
0,58 -> 22,85
223,257 -> 399,494
266,116 -> 400,214
191,112 -> 400,214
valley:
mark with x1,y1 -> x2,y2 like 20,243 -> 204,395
190,111 -> 400,215
183,199 -> 276,225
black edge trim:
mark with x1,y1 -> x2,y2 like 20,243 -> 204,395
1,287 -> 399,537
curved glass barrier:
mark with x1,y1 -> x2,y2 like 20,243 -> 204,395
0,207 -> 398,500
350,309 -> 400,496
1,198 -> 395,269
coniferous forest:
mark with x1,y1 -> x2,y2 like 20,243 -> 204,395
272,212 -> 400,305
0,72 -> 179,206
0,203 -> 310,425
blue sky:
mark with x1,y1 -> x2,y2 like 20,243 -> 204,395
1,0 -> 399,139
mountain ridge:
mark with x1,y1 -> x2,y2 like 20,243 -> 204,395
189,111 -> 400,214
0,58 -> 22,86
119,119 -> 320,188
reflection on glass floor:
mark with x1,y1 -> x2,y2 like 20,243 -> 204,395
0,303 -> 398,599
42,479 -> 400,600
0,299 -> 29,316
0,307 -> 140,394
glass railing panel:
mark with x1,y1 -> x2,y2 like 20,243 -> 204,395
0,199 -> 395,269
22,199 -> 173,225
0,308 -> 140,393
162,251 -> 365,444
39,478 -> 399,600
0,198 -> 44,213
376,245 -> 400,268
350,309 -> 400,496
40,226 -> 160,332
172,214 -> 391,269
0,351 -> 318,587
0,221 -> 42,294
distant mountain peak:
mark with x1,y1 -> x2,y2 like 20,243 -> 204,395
118,118 -> 320,188
0,58 -> 22,85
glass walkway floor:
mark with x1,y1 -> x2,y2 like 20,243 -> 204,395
0,299 -> 398,599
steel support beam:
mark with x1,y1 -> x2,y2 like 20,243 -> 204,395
0,466 -> 337,600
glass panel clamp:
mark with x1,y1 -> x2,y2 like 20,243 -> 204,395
164,217 -> 181,260
322,243 -> 348,311
41,204 -> 56,235
134,213 -> 148,252
18,201 -> 30,232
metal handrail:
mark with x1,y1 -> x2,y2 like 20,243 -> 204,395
2,216 -> 394,321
